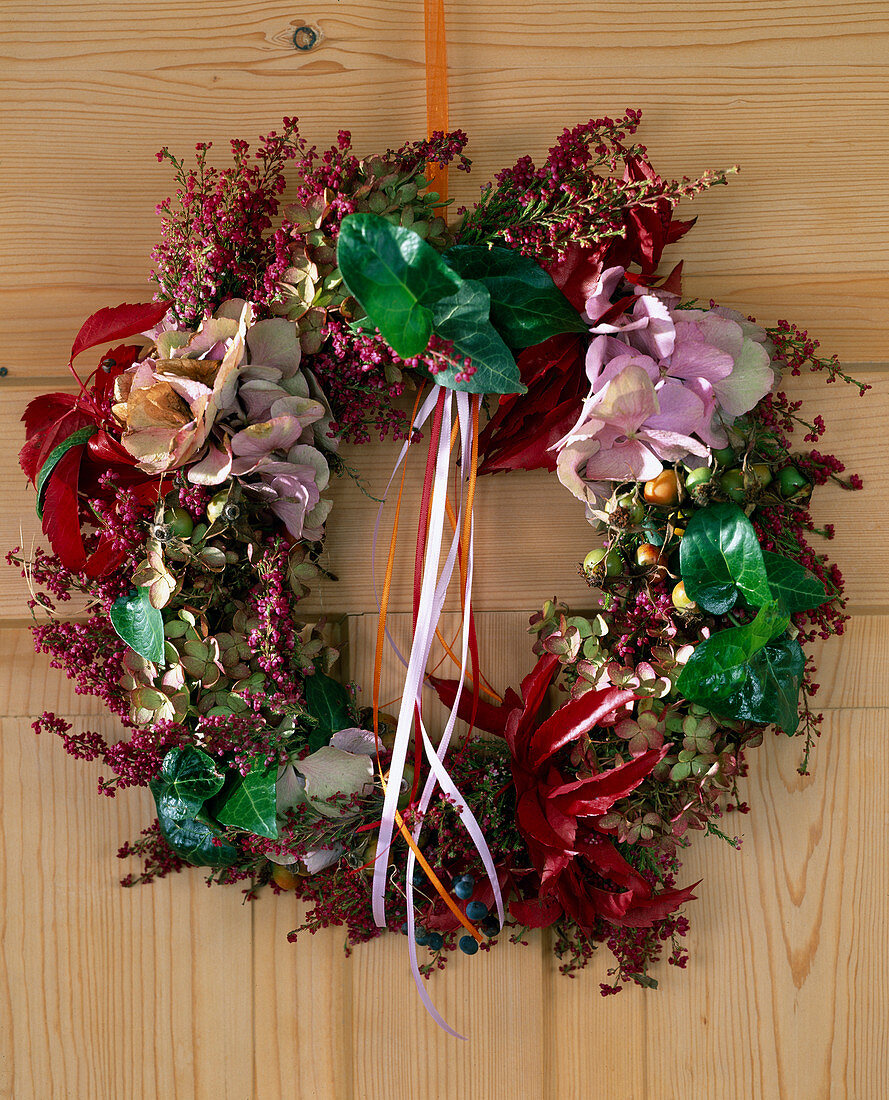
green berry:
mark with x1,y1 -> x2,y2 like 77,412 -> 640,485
167,507 -> 194,539
684,467 -> 712,492
719,469 -> 746,503
778,466 -> 808,497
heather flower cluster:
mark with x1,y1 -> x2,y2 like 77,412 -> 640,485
458,111 -> 735,263
10,113 -> 865,1004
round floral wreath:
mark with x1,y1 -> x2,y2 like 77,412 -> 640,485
11,113 -> 866,1010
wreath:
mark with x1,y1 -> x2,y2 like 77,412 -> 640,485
10,113 -> 865,1030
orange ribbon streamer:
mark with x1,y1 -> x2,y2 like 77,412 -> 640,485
371,389 -> 483,944
424,0 -> 449,209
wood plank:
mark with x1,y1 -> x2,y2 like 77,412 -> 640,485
3,1 -> 889,69
644,708 -> 889,1099
1,69 -> 888,369
251,893 -> 354,1100
0,716 -> 255,1100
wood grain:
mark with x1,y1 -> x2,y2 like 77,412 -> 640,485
2,1 -> 888,1096
4,2 -> 889,69
2,68 -> 889,367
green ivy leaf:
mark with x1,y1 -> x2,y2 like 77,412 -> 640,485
763,551 -> 828,613
676,602 -> 790,707
679,503 -> 773,614
430,279 -> 525,394
110,587 -> 165,664
305,672 -> 352,750
215,760 -> 278,839
733,635 -> 806,735
149,747 -> 238,867
35,426 -> 97,519
444,245 -> 587,347
336,213 -> 460,357
154,810 -> 239,868
149,746 -> 227,818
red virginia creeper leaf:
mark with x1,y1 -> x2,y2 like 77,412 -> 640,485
69,300 -> 170,363
41,445 -> 87,571
548,746 -> 668,817
509,894 -> 563,929
427,676 -> 519,735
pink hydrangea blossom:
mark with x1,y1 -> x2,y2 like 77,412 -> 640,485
556,267 -> 775,505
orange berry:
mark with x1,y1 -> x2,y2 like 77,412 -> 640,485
643,469 -> 680,506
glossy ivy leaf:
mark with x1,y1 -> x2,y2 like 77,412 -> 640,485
149,747 -> 238,867
215,760 -> 278,839
676,602 -> 790,706
336,213 -> 460,357
679,503 -> 773,614
150,746 -> 227,818
34,426 -> 97,519
154,808 -> 239,868
110,587 -> 165,664
430,279 -> 525,394
444,245 -> 588,347
733,635 -> 806,735
763,551 -> 828,613
305,672 -> 352,750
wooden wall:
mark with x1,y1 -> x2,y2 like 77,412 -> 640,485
1,3 -> 887,1097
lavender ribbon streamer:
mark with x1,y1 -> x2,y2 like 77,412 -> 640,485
371,390 -> 456,926
370,386 -> 504,1036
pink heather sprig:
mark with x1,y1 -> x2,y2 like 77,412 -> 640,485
290,129 -> 470,220
118,821 -> 188,886
32,618 -> 132,719
150,119 -> 305,325
310,319 -> 411,444
768,319 -> 871,394
457,109 -> 734,261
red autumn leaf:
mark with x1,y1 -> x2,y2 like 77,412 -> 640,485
548,746 -> 668,817
509,894 -> 563,929
479,335 -> 588,476
41,445 -> 87,571
546,243 -> 607,312
528,686 -> 635,771
504,653 -> 561,756
84,533 -> 126,578
478,396 -> 584,475
69,300 -> 169,363
427,675 -> 520,736
89,343 -> 140,407
20,405 -> 96,485
21,392 -> 77,440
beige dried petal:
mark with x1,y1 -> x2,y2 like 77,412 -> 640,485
125,382 -> 192,430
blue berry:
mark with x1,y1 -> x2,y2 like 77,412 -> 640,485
453,875 -> 475,900
414,927 -> 430,946
411,867 -> 426,888
481,916 -> 500,937
465,900 -> 488,921
458,935 -> 479,955
426,932 -> 443,951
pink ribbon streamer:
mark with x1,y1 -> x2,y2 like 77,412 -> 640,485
370,386 -> 503,1038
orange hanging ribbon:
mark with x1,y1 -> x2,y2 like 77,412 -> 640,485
424,0 -> 449,210
371,389 -> 483,945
